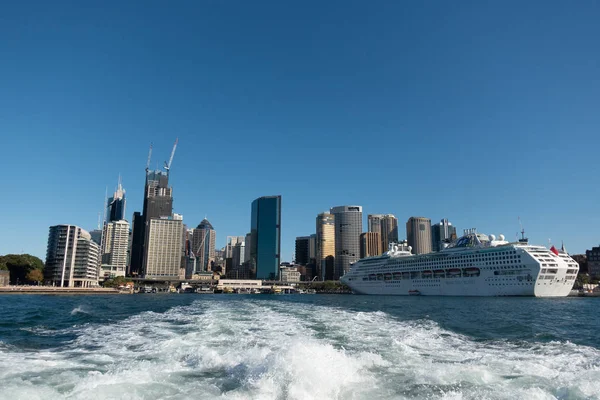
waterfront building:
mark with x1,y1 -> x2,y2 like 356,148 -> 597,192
101,220 -> 130,279
368,214 -> 398,254
431,218 -> 457,252
144,218 -> 183,278
280,265 -> 301,283
295,236 -> 311,265
406,217 -> 432,254
360,232 -> 381,258
250,195 -> 282,280
192,219 -> 216,273
107,177 -> 126,222
45,225 -> 100,287
586,246 -> 600,278
331,205 -> 362,280
316,212 -> 335,280
0,270 -> 9,286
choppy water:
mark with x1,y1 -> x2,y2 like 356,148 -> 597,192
0,294 -> 599,400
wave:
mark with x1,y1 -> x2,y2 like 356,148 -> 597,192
70,306 -> 91,316
0,299 -> 599,399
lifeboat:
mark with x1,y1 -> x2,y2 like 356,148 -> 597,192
446,268 -> 462,277
384,273 -> 392,281
408,290 -> 421,296
462,267 -> 481,276
392,272 -> 402,280
422,270 -> 433,278
433,269 -> 445,278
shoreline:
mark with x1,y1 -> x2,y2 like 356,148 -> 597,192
0,286 -> 125,295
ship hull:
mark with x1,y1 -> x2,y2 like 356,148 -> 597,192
340,244 -> 578,297
344,277 -> 574,297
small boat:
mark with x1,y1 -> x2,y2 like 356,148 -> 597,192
408,290 -> 421,296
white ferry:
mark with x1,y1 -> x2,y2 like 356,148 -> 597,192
340,230 -> 578,297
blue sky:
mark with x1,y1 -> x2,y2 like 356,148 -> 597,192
1,0 -> 599,261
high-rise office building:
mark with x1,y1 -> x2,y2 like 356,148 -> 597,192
225,236 -> 245,259
368,215 -> 382,235
101,220 -> 130,279
144,218 -> 183,278
381,214 -> 398,251
45,225 -> 100,287
244,233 -> 252,263
331,206 -> 362,280
295,236 -> 311,265
130,142 -> 178,276
431,218 -> 457,252
406,217 -> 432,255
192,219 -> 216,273
129,212 -> 144,275
232,241 -> 245,270
368,214 -> 398,254
309,234 -> 317,264
107,177 -> 126,222
360,232 -> 381,258
250,195 -> 281,280
316,212 -> 335,280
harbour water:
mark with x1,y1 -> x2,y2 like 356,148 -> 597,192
1,294 -> 599,399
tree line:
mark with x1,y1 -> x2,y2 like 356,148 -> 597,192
0,254 -> 45,285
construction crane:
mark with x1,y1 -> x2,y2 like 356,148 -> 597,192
164,138 -> 178,176
145,143 -> 153,172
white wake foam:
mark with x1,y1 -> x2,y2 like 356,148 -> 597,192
0,299 -> 599,400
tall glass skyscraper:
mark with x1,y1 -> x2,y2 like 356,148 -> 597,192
250,195 -> 281,280
107,177 -> 126,222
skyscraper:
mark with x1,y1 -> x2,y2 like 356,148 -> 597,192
316,212 -> 335,280
129,211 -> 144,275
107,177 -> 126,222
244,233 -> 252,263
406,217 -> 432,255
331,205 -> 362,280
191,219 -> 216,272
380,214 -> 398,251
360,232 -> 381,258
250,195 -> 281,280
101,220 -> 130,279
131,143 -> 178,276
431,218 -> 457,252
295,236 -> 311,265
45,225 -> 100,287
144,217 -> 183,278
368,214 -> 398,254
309,234 -> 317,264
368,215 -> 383,235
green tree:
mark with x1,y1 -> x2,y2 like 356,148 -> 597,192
103,276 -> 131,288
26,269 -> 44,284
0,254 -> 45,285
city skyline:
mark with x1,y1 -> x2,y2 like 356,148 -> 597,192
1,1 -> 600,261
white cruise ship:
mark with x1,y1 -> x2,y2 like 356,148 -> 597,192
340,230 -> 578,297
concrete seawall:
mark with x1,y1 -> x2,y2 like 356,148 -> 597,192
0,286 -> 127,295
